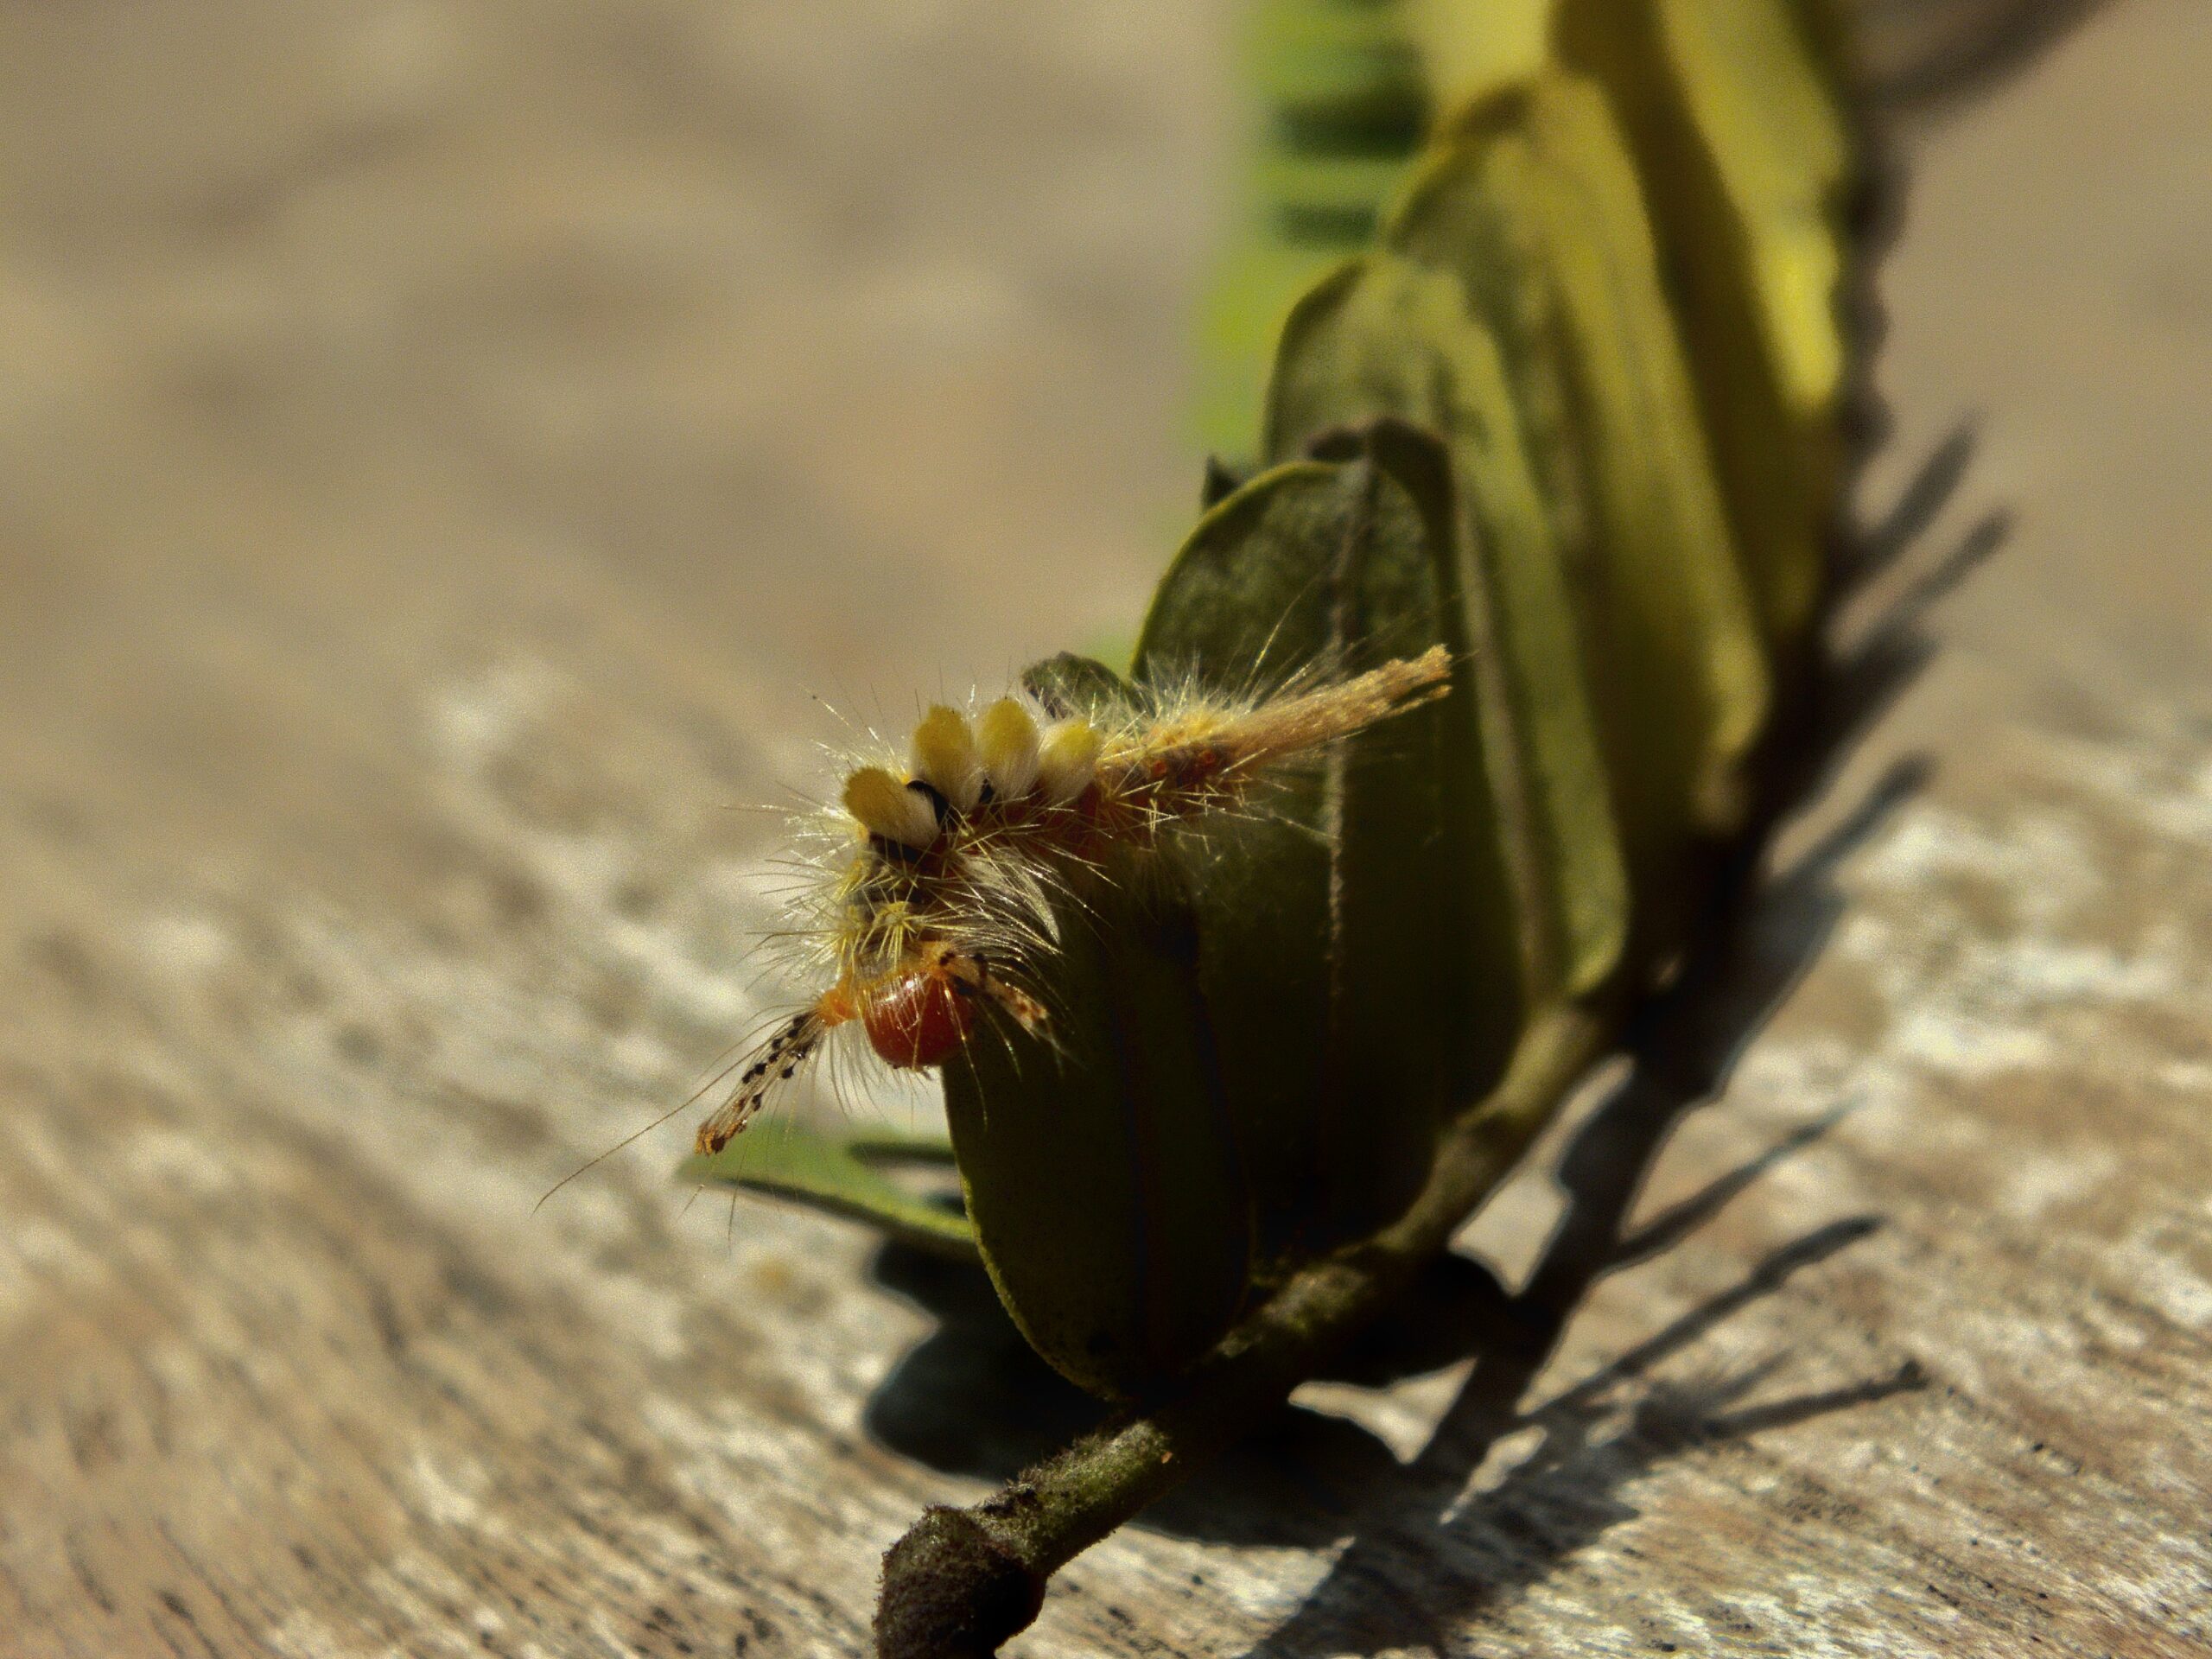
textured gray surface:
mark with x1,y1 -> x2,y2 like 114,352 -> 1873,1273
1,3 -> 2206,1656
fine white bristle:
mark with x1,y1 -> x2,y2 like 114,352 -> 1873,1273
977,698 -> 1041,798
843,766 -> 939,848
1035,719 -> 1102,804
912,705 -> 983,811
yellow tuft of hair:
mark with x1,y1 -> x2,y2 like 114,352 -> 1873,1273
1036,719 -> 1103,804
977,698 -> 1042,798
912,705 -> 983,811
843,766 -> 938,848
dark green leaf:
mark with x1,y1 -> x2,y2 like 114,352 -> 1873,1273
683,1125 -> 977,1260
1266,249 -> 1630,1003
1135,433 -> 1524,1260
941,854 -> 1253,1398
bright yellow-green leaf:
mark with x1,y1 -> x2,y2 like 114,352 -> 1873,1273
1405,0 -> 1554,111
683,1125 -> 976,1260
1556,0 -> 1854,658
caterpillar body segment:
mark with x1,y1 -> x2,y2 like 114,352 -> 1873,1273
690,646 -> 1455,1157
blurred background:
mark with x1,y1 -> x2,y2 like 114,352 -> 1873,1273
3,3 -> 2208,1656
0,3 -> 1229,744
2,0 -> 2197,1173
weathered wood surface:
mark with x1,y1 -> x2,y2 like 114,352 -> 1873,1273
2,3 -> 2206,1656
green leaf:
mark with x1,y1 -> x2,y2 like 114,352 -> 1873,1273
1134,432 -> 1525,1261
1389,73 -> 1772,953
1195,0 -> 1438,461
1265,249 -> 1630,1002
1020,652 -> 1133,721
1779,0 -> 1865,111
1255,8 -> 1427,156
1556,0 -> 1853,661
683,1124 -> 977,1260
1195,242 -> 1361,461
941,849 -> 1255,1399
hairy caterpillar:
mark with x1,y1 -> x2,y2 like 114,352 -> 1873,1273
692,647 -> 1454,1156
692,0 -> 1863,1420
664,2 -> 1880,1643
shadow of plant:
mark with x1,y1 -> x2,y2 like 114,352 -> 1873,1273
868,1242 -> 1510,1550
1228,1216 -> 1925,1658
1861,0 -> 2115,114
1202,421 -> 1995,1653
865,700 -> 1935,1555
1244,1344 -> 1926,1658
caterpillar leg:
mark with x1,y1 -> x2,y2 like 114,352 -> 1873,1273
942,949 -> 1049,1036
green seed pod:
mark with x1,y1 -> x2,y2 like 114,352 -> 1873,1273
940,823 -> 1254,1399
690,10 -> 1859,1428
679,1126 -> 976,1261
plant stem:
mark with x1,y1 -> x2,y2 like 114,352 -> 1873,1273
874,1001 -> 1615,1659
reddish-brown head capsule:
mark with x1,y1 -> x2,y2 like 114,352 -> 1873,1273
863,969 -> 976,1069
